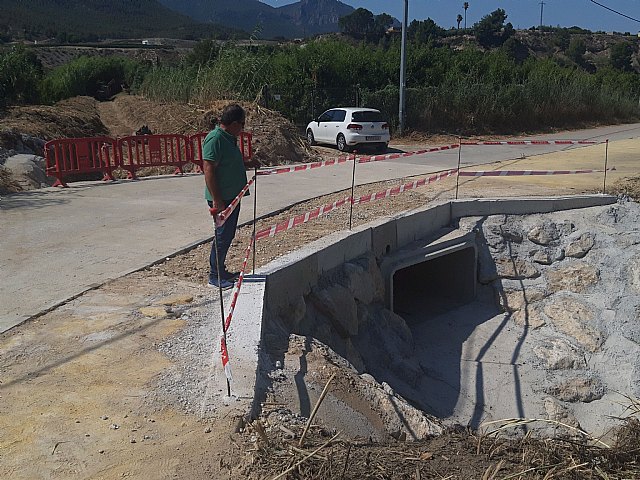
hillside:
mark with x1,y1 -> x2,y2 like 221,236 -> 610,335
158,0 -> 354,38
0,0 -> 242,41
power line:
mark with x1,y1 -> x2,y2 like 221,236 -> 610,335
589,0 -> 640,24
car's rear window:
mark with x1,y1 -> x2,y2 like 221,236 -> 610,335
351,111 -> 386,122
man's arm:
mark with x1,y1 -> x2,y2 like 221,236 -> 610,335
203,160 -> 226,210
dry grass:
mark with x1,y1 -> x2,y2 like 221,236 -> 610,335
236,416 -> 640,479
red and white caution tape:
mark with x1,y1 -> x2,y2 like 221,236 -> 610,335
255,195 -> 352,240
353,169 -> 458,205
255,169 -> 458,240
219,237 -> 254,382
461,140 -> 598,146
223,238 -> 254,332
459,168 -> 609,177
220,336 -> 232,382
210,176 -> 255,226
257,144 -> 460,177
355,144 -> 459,164
257,154 -> 355,176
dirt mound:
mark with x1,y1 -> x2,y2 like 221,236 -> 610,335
100,96 -> 320,167
203,100 -> 320,166
611,175 -> 640,201
0,96 -> 107,142
99,95 -> 208,136
99,96 -> 319,166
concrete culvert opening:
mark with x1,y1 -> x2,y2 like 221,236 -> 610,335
393,247 -> 478,319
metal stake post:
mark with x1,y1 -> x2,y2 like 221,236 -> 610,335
603,139 -> 609,194
455,137 -> 462,200
212,217 -> 231,397
349,151 -> 357,230
252,168 -> 258,274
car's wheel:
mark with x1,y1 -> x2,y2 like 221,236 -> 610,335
336,134 -> 349,152
306,129 -> 315,145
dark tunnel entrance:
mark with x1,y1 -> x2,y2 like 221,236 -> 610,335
392,246 -> 477,320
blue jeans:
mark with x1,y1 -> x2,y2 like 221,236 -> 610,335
207,201 -> 241,282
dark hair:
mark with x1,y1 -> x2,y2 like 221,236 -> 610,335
220,104 -> 245,126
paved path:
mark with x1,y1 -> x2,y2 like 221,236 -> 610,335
2,123 -> 639,331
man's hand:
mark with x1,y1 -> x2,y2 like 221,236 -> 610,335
244,159 -> 262,169
213,197 -> 226,212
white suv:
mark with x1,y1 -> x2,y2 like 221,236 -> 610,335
306,107 -> 390,153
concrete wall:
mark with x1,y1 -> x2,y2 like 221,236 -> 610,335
258,195 -> 616,315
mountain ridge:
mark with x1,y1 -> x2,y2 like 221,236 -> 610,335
0,0 -> 242,41
157,0 -> 355,38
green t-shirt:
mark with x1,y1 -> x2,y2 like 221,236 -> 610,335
202,127 -> 248,204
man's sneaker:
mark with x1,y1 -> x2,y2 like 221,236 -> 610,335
222,270 -> 240,281
207,277 -> 234,290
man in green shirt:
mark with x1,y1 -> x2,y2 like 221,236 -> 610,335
203,104 -> 249,290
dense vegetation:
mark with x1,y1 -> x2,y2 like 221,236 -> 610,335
2,9 -> 639,135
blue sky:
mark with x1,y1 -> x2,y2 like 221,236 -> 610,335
262,0 -> 640,32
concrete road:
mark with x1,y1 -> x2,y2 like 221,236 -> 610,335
2,123 -> 639,332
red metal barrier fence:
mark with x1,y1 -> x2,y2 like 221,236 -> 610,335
117,134 -> 190,179
189,132 -> 208,173
45,137 -> 119,187
43,132 -> 231,186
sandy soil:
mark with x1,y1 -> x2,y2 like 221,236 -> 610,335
2,97 -> 640,479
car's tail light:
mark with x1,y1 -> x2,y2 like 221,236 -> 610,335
347,123 -> 363,131
382,123 -> 389,129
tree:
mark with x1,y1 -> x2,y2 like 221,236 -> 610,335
566,37 -> 586,65
339,8 -> 375,40
457,14 -> 463,30
186,39 -> 220,67
474,8 -> 514,48
610,42 -> 634,72
0,45 -> 43,107
502,37 -> 529,64
407,18 -> 445,44
374,13 -> 394,34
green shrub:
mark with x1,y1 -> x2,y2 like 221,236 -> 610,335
0,45 -> 43,106
40,56 -> 147,103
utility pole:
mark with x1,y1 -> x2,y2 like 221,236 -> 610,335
399,0 -> 408,136
539,0 -> 546,30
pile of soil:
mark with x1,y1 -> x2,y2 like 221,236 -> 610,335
0,96 -> 107,141
203,100 -> 320,166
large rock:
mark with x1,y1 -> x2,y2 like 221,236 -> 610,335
565,232 -> 595,259
527,223 -> 559,245
340,253 -> 384,305
546,376 -> 605,403
543,297 -> 604,352
378,309 -> 414,348
502,287 -> 546,312
543,397 -> 580,428
546,263 -> 599,294
531,249 -> 553,265
308,285 -> 358,338
533,338 -> 586,370
495,258 -> 540,280
281,295 -> 306,331
511,305 -> 546,329
3,154 -> 52,190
